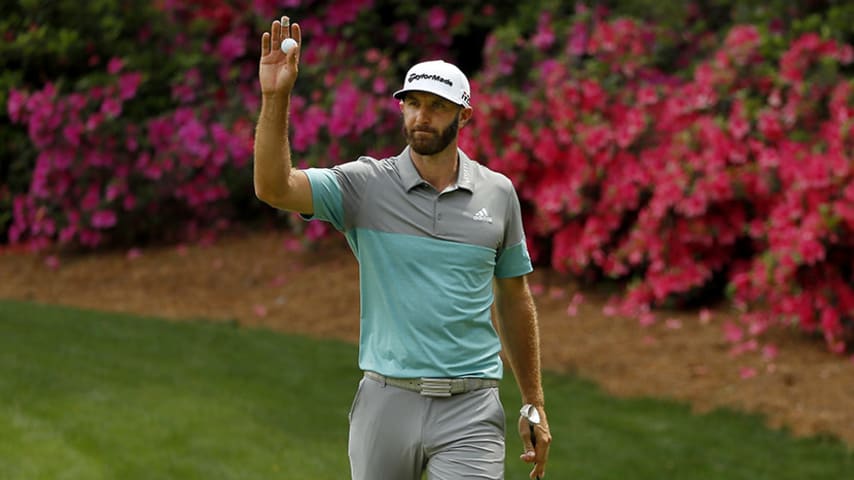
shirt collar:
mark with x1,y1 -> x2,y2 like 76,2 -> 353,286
398,146 -> 475,193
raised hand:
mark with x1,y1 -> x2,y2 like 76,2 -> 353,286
259,16 -> 302,96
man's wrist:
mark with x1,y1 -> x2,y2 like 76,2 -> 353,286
261,91 -> 291,103
521,396 -> 544,407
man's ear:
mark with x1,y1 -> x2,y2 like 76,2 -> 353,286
459,107 -> 473,127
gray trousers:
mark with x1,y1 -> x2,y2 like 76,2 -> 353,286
348,375 -> 506,480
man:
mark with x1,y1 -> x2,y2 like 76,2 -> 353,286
254,16 -> 551,480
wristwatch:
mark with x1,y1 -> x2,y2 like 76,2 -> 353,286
520,403 -> 541,425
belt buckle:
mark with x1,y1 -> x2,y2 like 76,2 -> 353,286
419,378 -> 453,397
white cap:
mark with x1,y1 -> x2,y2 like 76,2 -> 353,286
393,60 -> 471,108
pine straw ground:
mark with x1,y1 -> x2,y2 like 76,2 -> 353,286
1,230 -> 852,446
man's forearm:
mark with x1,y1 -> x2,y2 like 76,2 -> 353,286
254,93 -> 292,200
496,280 -> 544,406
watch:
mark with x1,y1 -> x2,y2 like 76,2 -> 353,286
519,403 -> 541,425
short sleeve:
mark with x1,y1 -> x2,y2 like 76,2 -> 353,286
495,185 -> 533,278
302,159 -> 376,232
302,168 -> 345,231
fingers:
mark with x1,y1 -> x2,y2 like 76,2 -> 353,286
271,17 -> 282,45
261,16 -> 301,60
518,416 -> 536,462
283,16 -> 293,37
261,32 -> 270,55
518,412 -> 552,479
269,16 -> 291,50
292,22 -> 302,46
531,424 -> 552,478
284,18 -> 301,62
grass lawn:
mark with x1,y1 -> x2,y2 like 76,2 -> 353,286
1,299 -> 852,479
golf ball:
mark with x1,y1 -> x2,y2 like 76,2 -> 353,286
280,38 -> 298,54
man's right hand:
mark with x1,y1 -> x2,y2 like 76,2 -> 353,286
254,15 -> 313,215
259,16 -> 301,96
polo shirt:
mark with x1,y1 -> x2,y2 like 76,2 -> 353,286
303,146 -> 532,379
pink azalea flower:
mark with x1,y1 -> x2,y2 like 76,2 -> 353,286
327,0 -> 371,27
392,22 -> 410,43
91,210 -> 117,229
531,12 -> 555,50
119,72 -> 142,100
762,344 -> 778,361
723,322 -> 744,343
79,229 -> 103,247
44,255 -> 61,270
602,304 -> 617,317
328,81 -> 359,136
252,0 -> 279,17
723,25 -> 760,66
665,318 -> 683,330
757,110 -> 784,141
293,104 -> 328,152
216,31 -> 246,62
427,6 -> 447,30
107,57 -> 124,74
100,97 -> 122,118
638,311 -> 656,327
7,89 -> 26,122
85,113 -> 104,131
567,22 -> 589,56
62,122 -> 84,147
305,221 -> 328,241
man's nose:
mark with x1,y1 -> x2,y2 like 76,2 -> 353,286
413,106 -> 431,124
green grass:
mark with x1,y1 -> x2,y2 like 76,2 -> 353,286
1,299 -> 852,479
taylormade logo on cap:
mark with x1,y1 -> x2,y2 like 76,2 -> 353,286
394,60 -> 471,107
407,73 -> 453,87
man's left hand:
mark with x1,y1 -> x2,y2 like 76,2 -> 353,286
519,405 -> 552,478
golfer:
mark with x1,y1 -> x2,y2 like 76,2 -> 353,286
254,16 -> 552,479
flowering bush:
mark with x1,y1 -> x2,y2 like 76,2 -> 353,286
4,0 -> 853,355
3,0 -> 513,249
4,0 -> 257,248
462,6 -> 854,354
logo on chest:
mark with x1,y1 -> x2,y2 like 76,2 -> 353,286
472,208 -> 493,224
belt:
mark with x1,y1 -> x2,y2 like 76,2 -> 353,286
364,371 -> 499,398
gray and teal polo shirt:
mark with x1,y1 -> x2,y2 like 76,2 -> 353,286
303,146 -> 532,379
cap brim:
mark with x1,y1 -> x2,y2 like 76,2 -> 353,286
393,88 -> 466,107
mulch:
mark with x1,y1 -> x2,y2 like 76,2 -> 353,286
2,230 -> 852,446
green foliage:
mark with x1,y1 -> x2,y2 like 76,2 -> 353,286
2,0 -> 523,248
0,0 -> 218,244
2,0 -> 852,250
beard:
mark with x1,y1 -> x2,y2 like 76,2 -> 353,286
403,114 -> 460,156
